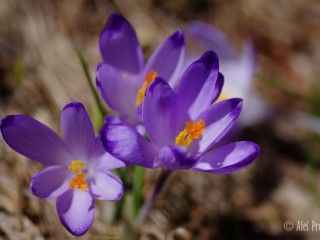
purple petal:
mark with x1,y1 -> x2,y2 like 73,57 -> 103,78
221,42 -> 256,96
90,138 -> 126,169
192,98 -> 243,153
141,30 -> 185,86
188,70 -> 223,120
96,63 -> 139,124
56,190 -> 95,236
143,77 -> 184,150
0,115 -> 70,165
94,151 -> 126,169
89,170 -> 123,201
186,21 -> 257,104
211,72 -> 224,103
61,102 -> 95,159
100,120 -> 158,168
30,166 -> 70,199
192,141 -> 260,174
159,145 -> 199,170
176,51 -> 219,116
99,13 -> 144,74
187,21 -> 237,60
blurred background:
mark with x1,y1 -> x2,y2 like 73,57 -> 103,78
0,0 -> 320,239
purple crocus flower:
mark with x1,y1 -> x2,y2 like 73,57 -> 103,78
96,13 -> 185,126
100,50 -> 259,174
0,102 -> 124,236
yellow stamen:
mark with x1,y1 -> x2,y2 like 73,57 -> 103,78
69,172 -> 87,191
175,119 -> 205,147
135,70 -> 157,107
68,160 -> 84,172
68,160 -> 87,191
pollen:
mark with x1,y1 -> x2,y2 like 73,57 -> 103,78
68,160 -> 84,172
69,172 -> 87,191
68,160 -> 87,191
135,70 -> 157,107
175,119 -> 205,147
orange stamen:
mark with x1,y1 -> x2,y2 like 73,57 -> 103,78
175,119 -> 205,147
69,172 -> 87,191
68,160 -> 87,191
135,70 -> 157,106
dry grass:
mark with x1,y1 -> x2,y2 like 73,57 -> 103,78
0,0 -> 320,239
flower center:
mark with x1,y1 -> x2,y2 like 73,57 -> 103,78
135,70 -> 157,107
175,119 -> 205,147
68,160 -> 87,191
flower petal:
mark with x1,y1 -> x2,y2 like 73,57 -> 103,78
56,190 -> 95,236
0,115 -> 69,165
99,13 -> 144,74
61,102 -> 95,159
159,145 -> 199,170
211,72 -> 224,103
192,98 -> 243,153
30,166 -> 70,199
96,63 -> 138,124
94,151 -> 126,169
220,42 -> 256,97
90,138 -> 125,169
176,51 -> 219,115
187,21 -> 237,60
141,30 -> 185,86
100,119 -> 158,168
143,77 -> 184,150
188,71 -> 223,120
192,141 -> 259,173
89,170 -> 123,201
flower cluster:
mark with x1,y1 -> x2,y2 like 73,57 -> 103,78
100,51 -> 259,174
0,13 -> 260,237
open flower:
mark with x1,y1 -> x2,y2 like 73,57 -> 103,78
0,102 -> 124,236
100,51 -> 259,173
185,21 -> 269,126
96,13 -> 185,126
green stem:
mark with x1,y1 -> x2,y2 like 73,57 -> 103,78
112,168 -> 130,222
133,166 -> 145,218
136,170 -> 172,227
75,49 -> 106,118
